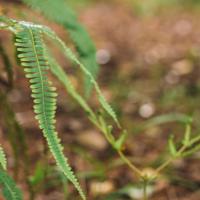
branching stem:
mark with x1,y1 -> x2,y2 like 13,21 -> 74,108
155,143 -> 188,174
91,118 -> 143,177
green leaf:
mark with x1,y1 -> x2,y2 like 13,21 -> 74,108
29,162 -> 46,186
182,124 -> 191,146
168,135 -> 177,157
145,113 -> 193,128
114,130 -> 128,151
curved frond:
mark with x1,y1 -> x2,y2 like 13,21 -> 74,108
14,27 -> 86,200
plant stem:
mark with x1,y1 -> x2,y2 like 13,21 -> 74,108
155,145 -> 187,174
118,150 -> 143,177
91,118 -> 143,177
190,134 -> 200,145
143,179 -> 148,200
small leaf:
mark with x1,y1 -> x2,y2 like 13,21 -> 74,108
168,135 -> 177,157
114,130 -> 128,150
182,124 -> 191,146
29,162 -> 46,186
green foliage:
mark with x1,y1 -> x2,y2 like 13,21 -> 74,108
113,130 -> 128,151
22,0 -> 99,96
168,135 -> 177,157
45,48 -> 96,119
14,26 -> 86,200
1,10 -> 200,199
132,0 -> 200,16
29,162 -> 46,187
0,15 -> 120,199
0,171 -> 22,200
40,27 -> 120,127
0,146 -> 6,170
182,124 -> 191,146
0,145 -> 22,200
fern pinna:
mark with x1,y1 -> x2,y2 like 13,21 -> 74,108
14,27 -> 86,200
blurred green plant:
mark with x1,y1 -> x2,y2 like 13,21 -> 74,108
0,146 -> 23,200
131,0 -> 200,16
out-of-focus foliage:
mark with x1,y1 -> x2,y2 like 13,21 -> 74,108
0,171 -> 23,200
0,171 -> 22,200
0,145 -> 6,170
131,0 -> 200,15
0,146 -> 22,200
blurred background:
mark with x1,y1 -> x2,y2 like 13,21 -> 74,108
1,0 -> 200,199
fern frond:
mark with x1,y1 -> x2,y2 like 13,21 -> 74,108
1,16 -> 119,127
0,146 -> 6,170
1,16 -> 117,196
41,27 -> 120,127
0,171 -> 22,200
14,27 -> 86,200
22,0 -> 99,96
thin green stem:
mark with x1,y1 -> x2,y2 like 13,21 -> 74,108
90,118 -> 143,178
190,134 -> 200,145
118,150 -> 143,177
155,145 -> 187,174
